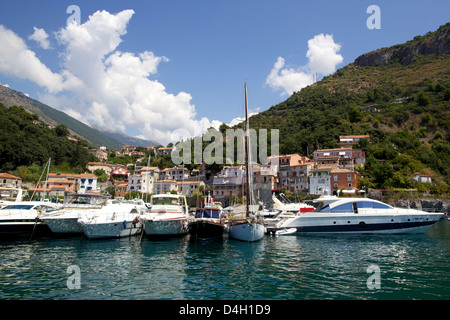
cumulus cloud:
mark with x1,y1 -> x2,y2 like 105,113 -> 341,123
28,27 -> 50,49
0,25 -> 81,93
265,33 -> 343,96
0,10 -> 223,145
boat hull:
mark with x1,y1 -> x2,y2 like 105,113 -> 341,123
270,212 -> 443,234
0,219 -> 51,239
42,217 -> 83,234
188,221 -> 224,240
80,220 -> 142,239
141,218 -> 188,237
228,221 -> 265,242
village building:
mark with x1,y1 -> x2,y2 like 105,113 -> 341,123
213,166 -> 244,205
155,147 -> 174,156
0,173 -> 22,188
414,172 -> 432,184
338,135 -> 370,148
153,180 -> 178,194
177,180 -> 205,197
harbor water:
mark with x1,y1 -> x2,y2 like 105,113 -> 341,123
0,219 -> 449,300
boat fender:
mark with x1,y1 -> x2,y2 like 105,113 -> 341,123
123,220 -> 127,229
133,216 -> 139,224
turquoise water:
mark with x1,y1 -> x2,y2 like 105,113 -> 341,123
0,219 -> 449,300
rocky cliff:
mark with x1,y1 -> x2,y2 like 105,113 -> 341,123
354,22 -> 450,67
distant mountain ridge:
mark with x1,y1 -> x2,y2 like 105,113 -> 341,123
0,85 -> 160,149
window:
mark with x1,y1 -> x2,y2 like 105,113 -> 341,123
331,202 -> 353,213
357,201 -> 373,209
334,175 -> 338,181
348,183 -> 352,188
372,202 -> 392,209
347,174 -> 352,181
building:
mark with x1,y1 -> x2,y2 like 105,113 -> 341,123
29,173 -> 98,197
414,172 -> 432,184
309,167 -> 332,195
288,162 -> 313,192
0,173 -> 22,188
177,180 -> 205,197
156,147 -> 174,156
252,165 -> 278,204
115,182 -> 128,198
153,180 -> 178,194
167,165 -> 190,181
339,135 -> 370,148
213,166 -> 244,205
275,154 -> 310,192
314,147 -> 366,168
86,162 -> 126,177
88,149 -> 108,161
330,168 -> 360,195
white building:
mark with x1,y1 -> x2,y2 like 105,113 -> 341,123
309,167 -> 332,195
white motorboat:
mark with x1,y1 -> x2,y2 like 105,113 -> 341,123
140,194 -> 189,237
41,194 -> 109,235
0,201 -> 59,238
272,193 -> 315,213
78,199 -> 147,239
228,83 -> 264,242
267,196 -> 444,234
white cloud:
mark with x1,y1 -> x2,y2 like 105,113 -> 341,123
0,9 -> 223,146
44,9 -> 221,145
265,33 -> 343,96
28,27 -> 50,49
0,25 -> 81,93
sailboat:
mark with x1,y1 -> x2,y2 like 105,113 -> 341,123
228,83 -> 265,242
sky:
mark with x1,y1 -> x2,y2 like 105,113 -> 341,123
0,0 -> 449,146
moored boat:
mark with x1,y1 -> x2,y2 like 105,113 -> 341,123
0,201 -> 59,239
267,196 -> 444,234
140,194 -> 189,237
78,199 -> 147,239
189,202 -> 225,240
228,83 -> 264,242
41,193 -> 109,235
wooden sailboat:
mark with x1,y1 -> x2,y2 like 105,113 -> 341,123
228,82 -> 265,242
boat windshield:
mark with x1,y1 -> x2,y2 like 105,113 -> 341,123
195,208 -> 221,219
320,200 -> 393,213
152,197 -> 183,206
63,194 -> 108,207
1,204 -> 34,210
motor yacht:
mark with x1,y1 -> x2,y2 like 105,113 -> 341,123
78,199 -> 147,239
140,194 -> 189,237
267,196 -> 443,234
0,201 -> 59,238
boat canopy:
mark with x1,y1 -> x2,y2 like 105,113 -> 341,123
195,208 -> 222,219
319,198 -> 393,213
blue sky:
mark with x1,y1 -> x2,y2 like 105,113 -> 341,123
0,0 -> 449,145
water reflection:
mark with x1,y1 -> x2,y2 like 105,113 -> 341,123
0,220 -> 448,300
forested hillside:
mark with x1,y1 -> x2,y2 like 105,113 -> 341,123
0,103 -> 95,175
248,23 -> 450,193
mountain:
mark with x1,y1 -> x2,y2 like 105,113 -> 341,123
0,85 -> 160,149
94,126 -> 160,148
248,23 -> 450,191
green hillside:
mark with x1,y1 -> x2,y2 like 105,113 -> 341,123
249,23 -> 450,193
0,103 -> 95,175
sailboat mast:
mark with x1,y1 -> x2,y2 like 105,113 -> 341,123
244,82 -> 250,218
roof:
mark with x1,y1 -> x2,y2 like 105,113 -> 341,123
339,135 -> 370,139
0,173 -> 22,180
315,147 -> 352,152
